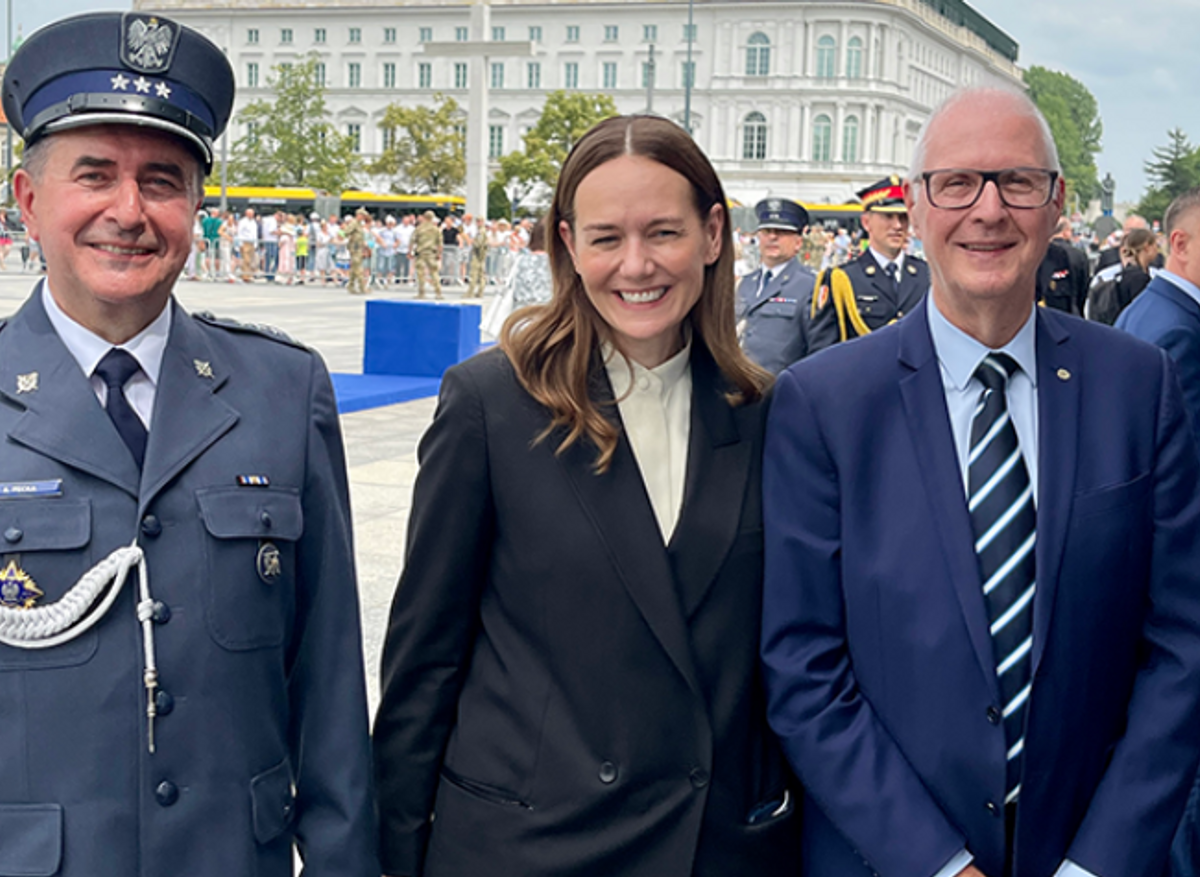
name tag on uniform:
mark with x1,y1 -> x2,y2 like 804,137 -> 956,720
0,480 -> 63,499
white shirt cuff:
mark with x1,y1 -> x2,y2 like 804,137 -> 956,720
932,849 -> 974,877
1055,860 -> 1100,877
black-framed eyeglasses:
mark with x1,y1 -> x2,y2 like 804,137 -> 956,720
920,167 -> 1059,210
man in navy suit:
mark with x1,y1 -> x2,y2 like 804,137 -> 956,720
763,87 -> 1200,877
736,198 -> 816,372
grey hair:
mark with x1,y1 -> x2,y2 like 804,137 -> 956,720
908,87 -> 1062,189
1164,186 -> 1200,242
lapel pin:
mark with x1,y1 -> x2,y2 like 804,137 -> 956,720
1057,368 -> 1071,381
193,360 -> 214,379
907,263 -> 918,275
865,265 -> 877,276
15,372 -> 37,394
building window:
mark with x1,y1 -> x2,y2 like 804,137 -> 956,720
529,25 -> 542,42
246,62 -> 259,88
455,62 -> 468,88
642,61 -> 656,88
816,36 -> 837,79
348,62 -> 361,88
314,62 -> 326,86
742,112 -> 767,160
527,61 -> 541,89
247,28 -> 259,44
419,27 -> 432,43
381,126 -> 396,152
603,61 -> 617,89
489,125 -> 505,158
245,120 -> 259,145
314,27 -> 326,44
418,62 -> 432,89
383,62 -> 396,88
643,24 -> 657,42
842,115 -> 859,162
683,23 -> 697,42
812,113 -> 832,162
384,27 -> 396,44
491,62 -> 505,89
846,37 -> 863,80
566,25 -> 580,43
279,62 -> 293,75
454,123 -> 467,145
746,32 -> 770,76
492,26 -> 505,41
681,60 -> 695,88
280,28 -> 293,44
456,26 -> 468,41
604,25 -> 619,42
349,27 -> 361,44
564,61 -> 579,88
347,123 -> 361,153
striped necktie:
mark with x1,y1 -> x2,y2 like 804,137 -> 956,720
968,352 -> 1035,807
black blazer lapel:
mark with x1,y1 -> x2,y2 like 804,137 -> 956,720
668,344 -> 752,618
0,289 -> 141,496
555,364 -> 704,699
897,302 -> 999,700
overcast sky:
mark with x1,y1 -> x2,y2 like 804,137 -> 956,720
13,0 -> 1198,205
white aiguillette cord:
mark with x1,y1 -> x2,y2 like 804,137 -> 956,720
0,542 -> 160,753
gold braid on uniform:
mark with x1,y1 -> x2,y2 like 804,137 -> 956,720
813,268 -> 871,343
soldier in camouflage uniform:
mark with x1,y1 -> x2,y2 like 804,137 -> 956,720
411,211 -> 443,300
345,211 -> 368,295
465,220 -> 488,299
800,225 -> 827,270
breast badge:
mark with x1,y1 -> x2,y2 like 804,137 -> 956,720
0,560 -> 43,608
256,541 -> 282,584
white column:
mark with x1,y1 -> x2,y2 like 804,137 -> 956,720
834,101 -> 845,164
799,103 -> 810,163
465,0 -> 489,219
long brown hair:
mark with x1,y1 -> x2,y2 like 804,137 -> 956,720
500,115 -> 772,472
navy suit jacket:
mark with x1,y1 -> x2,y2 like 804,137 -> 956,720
762,301 -> 1200,877
1117,274 -> 1200,448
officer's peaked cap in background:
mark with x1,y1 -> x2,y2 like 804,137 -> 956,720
857,176 -> 907,214
754,198 -> 809,233
3,12 -> 234,172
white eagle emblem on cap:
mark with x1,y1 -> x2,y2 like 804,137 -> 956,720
121,14 -> 178,74
768,199 -> 782,212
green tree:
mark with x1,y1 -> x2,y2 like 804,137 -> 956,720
372,94 -> 466,194
1024,66 -> 1103,207
1137,128 -> 1200,220
227,54 -> 360,191
495,91 -> 618,207
487,180 -> 512,220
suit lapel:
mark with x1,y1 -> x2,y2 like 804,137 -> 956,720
0,288 -> 141,497
898,262 -> 928,315
555,362 -> 704,699
668,345 -> 749,618
897,302 -> 999,698
1031,310 -> 1078,674
139,302 -> 239,512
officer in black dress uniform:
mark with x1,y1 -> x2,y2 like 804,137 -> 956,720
0,13 -> 376,877
736,198 -> 817,373
809,176 -> 929,353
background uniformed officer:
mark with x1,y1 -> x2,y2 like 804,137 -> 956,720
736,198 -> 817,373
0,13 -> 376,877
411,210 -> 443,299
810,175 -> 930,353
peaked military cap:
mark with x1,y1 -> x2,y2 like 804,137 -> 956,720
754,198 -> 809,233
2,12 -> 234,172
857,175 -> 907,214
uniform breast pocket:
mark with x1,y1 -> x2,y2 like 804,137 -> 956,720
0,500 -> 97,671
759,300 -> 798,319
196,488 -> 303,651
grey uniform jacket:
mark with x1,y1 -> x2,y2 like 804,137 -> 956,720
0,288 -> 377,877
736,258 -> 816,374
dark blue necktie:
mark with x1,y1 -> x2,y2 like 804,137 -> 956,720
884,261 -> 900,290
95,349 -> 147,470
968,352 -> 1035,807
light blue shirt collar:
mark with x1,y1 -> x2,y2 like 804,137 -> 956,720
1157,269 -> 1200,308
927,295 -> 1038,390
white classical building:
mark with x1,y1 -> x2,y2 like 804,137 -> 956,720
135,0 -> 1022,205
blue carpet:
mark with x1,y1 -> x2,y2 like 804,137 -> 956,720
331,373 -> 442,414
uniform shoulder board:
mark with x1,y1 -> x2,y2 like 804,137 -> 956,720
192,312 -> 308,350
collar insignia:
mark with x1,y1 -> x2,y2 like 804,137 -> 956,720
16,373 -> 37,394
193,360 -> 214,379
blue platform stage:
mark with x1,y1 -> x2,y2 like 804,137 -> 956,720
331,299 -> 483,414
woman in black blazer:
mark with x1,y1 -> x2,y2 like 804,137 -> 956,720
374,115 -> 800,877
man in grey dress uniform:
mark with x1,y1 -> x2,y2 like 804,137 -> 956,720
736,198 -> 817,373
0,13 -> 377,877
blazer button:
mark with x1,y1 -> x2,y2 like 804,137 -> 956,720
598,761 -> 618,784
151,601 -> 171,624
155,780 -> 179,807
260,510 -> 273,529
3,526 -> 22,544
155,690 -> 175,716
689,768 -> 710,789
985,800 -> 1000,817
140,514 -> 163,538
986,706 -> 1002,725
